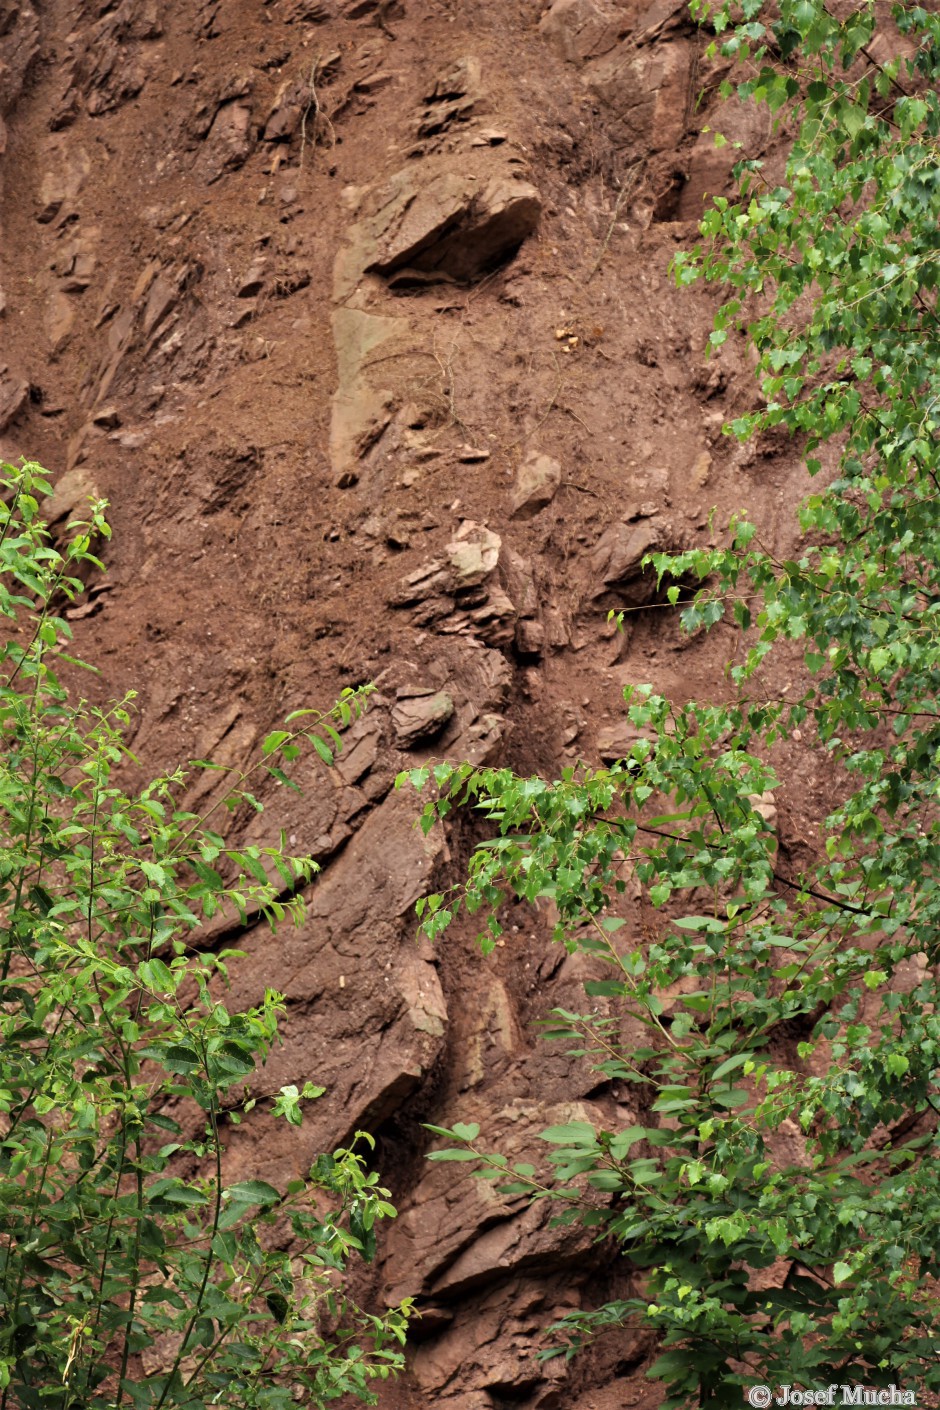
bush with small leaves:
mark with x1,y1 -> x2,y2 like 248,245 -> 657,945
0,461 -> 410,1409
399,3 -> 940,1403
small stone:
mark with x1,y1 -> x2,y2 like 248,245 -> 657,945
515,619 -> 544,657
457,445 -> 490,463
40,466 -> 101,527
36,174 -> 66,224
510,450 -> 561,519
237,262 -> 267,297
92,405 -> 121,429
588,519 -> 661,599
355,70 -> 395,93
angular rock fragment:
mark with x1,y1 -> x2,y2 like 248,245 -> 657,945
510,450 -> 561,518
417,55 -> 482,136
515,618 -> 544,656
584,38 -> 692,154
446,520 -> 501,588
539,0 -> 624,62
444,585 -> 516,648
40,465 -> 101,527
284,0 -> 334,17
412,1275 -> 576,1402
361,166 -> 542,285
586,518 -> 661,601
0,2 -> 39,127
389,560 -> 451,608
383,1100 -> 602,1304
329,307 -> 408,480
332,715 -> 383,785
392,688 -> 455,747
0,366 -> 28,434
206,100 -> 255,177
596,719 -> 650,762
215,788 -> 448,1182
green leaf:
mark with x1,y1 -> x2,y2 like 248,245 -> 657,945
539,1122 -> 597,1146
262,730 -> 291,755
450,1122 -> 481,1141
310,733 -> 334,766
224,1180 -> 281,1207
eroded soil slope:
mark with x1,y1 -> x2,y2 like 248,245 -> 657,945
0,1 -> 814,1405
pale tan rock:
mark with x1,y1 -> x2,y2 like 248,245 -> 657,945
40,465 -> 101,526
329,307 -> 408,480
748,789 -> 777,829
596,719 -> 649,762
691,448 -> 712,486
445,520 -> 502,587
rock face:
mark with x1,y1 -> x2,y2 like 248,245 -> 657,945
585,40 -> 692,155
222,786 -> 449,1181
0,0 -> 785,1404
539,0 -> 625,62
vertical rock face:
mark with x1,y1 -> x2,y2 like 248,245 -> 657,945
0,0 -> 787,1405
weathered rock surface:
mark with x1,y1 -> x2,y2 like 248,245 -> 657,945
334,141 -> 542,301
596,719 -> 650,762
586,518 -> 662,602
362,167 -> 542,284
412,1275 -> 577,1403
221,786 -> 448,1181
384,1100 -> 602,1305
0,0 -> 792,1402
539,0 -> 624,62
330,306 -> 408,482
392,687 -> 455,747
585,38 -> 692,154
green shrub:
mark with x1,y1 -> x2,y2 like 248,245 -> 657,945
0,460 -> 409,1409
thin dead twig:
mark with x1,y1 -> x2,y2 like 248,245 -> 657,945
299,55 -> 336,170
587,164 -> 642,281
